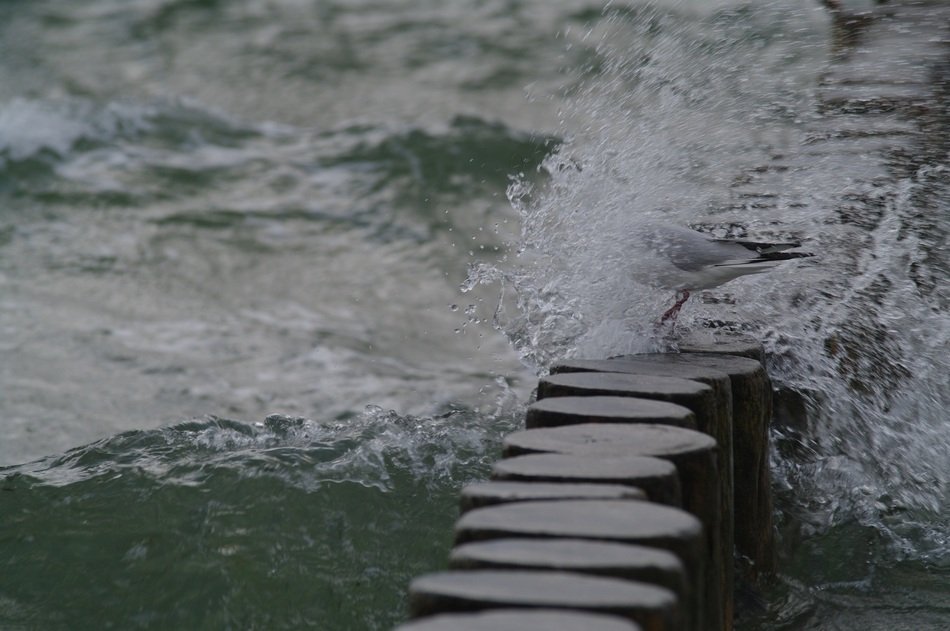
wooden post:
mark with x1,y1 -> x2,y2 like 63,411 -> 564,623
678,334 -> 766,363
408,570 -> 677,631
395,609 -> 643,631
450,538 -> 686,612
459,481 -> 645,513
527,395 -> 696,430
538,373 -> 716,426
492,452 -> 682,507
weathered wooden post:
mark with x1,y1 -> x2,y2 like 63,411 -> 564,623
537,373 -> 716,427
395,609 -> 643,631
408,570 -> 677,630
491,452 -> 682,507
678,335 -> 766,363
526,395 -> 697,430
450,538 -> 687,611
459,480 -> 645,512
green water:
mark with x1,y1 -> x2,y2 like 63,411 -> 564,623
2,0 -> 948,629
2,412 -> 517,629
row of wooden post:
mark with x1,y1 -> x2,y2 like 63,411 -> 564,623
395,337 -> 775,631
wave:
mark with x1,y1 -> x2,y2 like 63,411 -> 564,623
0,97 -> 552,245
0,408 -> 519,629
4,405 -> 518,492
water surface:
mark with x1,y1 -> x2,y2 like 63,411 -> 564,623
2,1 -> 948,629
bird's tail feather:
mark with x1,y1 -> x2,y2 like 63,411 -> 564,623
756,251 -> 814,261
713,251 -> 813,268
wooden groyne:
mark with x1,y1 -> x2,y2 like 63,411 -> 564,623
395,337 -> 771,631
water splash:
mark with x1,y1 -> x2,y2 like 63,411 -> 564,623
767,168 -> 950,562
467,1 -> 827,367
469,1 -> 950,563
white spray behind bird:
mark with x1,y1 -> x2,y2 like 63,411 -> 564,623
633,224 -> 814,324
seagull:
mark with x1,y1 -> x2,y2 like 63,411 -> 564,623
634,224 -> 813,324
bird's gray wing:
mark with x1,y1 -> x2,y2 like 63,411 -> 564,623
712,238 -> 803,254
649,226 -> 755,271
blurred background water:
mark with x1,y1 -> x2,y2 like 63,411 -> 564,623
1,0 -> 948,629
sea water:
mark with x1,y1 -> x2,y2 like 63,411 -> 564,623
1,1 -> 947,629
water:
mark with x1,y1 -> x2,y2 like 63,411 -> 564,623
1,0 -> 948,629
2,411 -> 519,629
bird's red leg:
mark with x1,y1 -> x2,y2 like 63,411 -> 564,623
659,290 -> 690,324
